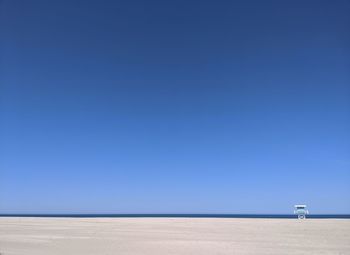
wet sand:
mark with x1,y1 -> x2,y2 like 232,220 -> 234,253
0,217 -> 349,254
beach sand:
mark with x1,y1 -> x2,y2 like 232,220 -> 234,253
0,217 -> 349,255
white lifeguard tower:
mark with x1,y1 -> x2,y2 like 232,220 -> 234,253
294,205 -> 308,219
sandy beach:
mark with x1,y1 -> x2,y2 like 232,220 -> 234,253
0,217 -> 349,255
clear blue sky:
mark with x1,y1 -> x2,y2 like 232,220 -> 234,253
0,0 -> 349,214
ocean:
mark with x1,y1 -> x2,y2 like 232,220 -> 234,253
0,214 -> 349,218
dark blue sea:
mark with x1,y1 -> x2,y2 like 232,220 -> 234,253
0,214 -> 349,219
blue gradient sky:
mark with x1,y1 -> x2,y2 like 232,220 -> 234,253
1,0 -> 349,214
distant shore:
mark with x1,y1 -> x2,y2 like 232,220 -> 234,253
1,217 -> 349,254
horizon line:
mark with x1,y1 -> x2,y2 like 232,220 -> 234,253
1,213 -> 350,219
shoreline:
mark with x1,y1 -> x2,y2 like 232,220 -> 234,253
1,213 -> 350,219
